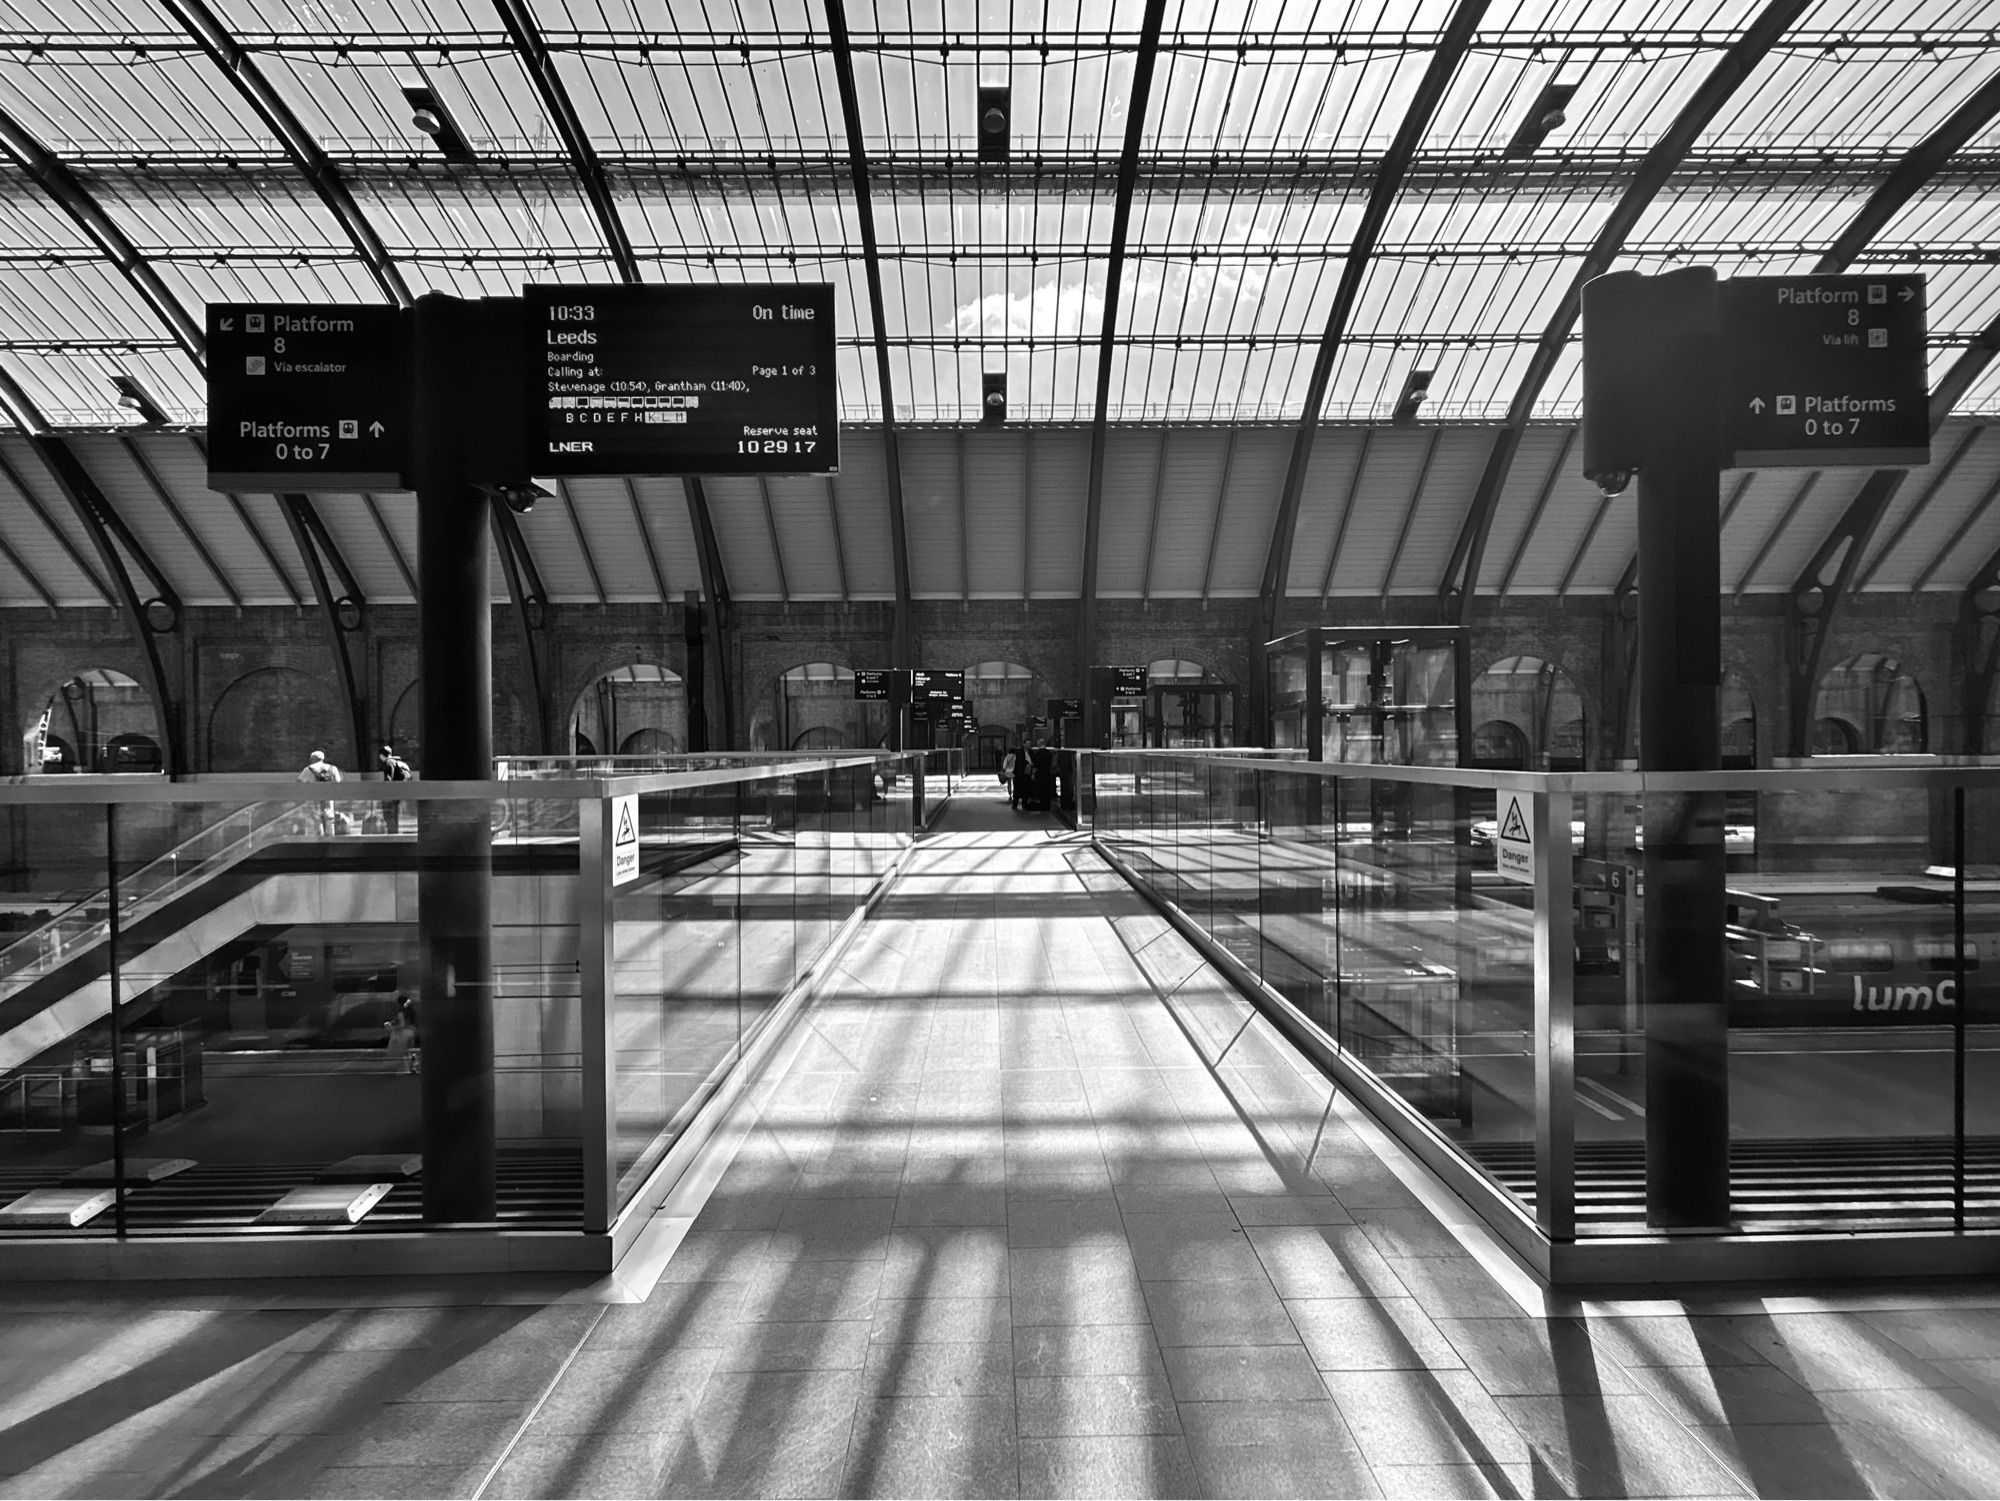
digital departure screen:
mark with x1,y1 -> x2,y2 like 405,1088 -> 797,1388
526,283 -> 838,477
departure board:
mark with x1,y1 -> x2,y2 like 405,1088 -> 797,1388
526,283 -> 838,477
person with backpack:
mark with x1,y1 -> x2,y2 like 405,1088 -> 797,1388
376,743 -> 413,833
297,749 -> 342,834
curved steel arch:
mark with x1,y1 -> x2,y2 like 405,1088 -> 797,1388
825,0 -> 913,666
0,363 -> 185,774
1258,0 -> 1488,630
1077,0 -> 1168,682
0,108 -> 205,364
492,0 -> 639,283
1437,0 -> 1812,624
160,0 -> 410,307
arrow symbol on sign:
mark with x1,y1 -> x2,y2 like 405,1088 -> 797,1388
219,317 -> 234,331
1899,285 -> 1915,302
368,420 -> 385,437
1748,396 -> 1766,413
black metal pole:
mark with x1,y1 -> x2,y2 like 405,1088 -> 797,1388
412,292 -> 497,1222
106,806 -> 126,1237
1954,786 -> 1967,1233
1634,267 -> 1731,1229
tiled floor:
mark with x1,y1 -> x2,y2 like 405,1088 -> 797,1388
4,789 -> 2000,1498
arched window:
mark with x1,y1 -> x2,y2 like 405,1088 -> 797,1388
572,664 -> 687,759
1812,654 -> 1926,755
1471,657 -> 1587,770
25,669 -> 162,774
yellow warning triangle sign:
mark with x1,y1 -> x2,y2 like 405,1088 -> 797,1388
1497,796 -> 1530,844
615,804 -> 637,845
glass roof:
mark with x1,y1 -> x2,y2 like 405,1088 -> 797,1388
0,0 -> 1993,427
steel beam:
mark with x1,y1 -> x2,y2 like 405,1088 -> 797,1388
683,476 -> 737,747
123,435 -> 239,609
1497,428 -> 1577,595
1199,428 -> 1236,606
1438,0 -> 1812,627
0,367 -> 185,773
623,478 -> 669,602
0,108 -> 204,364
1140,430 -> 1169,601
1919,465 -> 2000,594
1079,0 -> 1170,684
1783,469 -> 1903,756
824,476 -> 851,603
1735,471 -> 1822,596
279,493 -> 369,766
557,480 -> 608,606
1855,425 -> 1986,591
490,497 -> 553,754
759,476 -> 790,604
160,0 -> 409,306
361,492 -> 418,598
1262,0 -> 1486,643
825,0 -> 913,665
1380,429 -> 1444,604
0,440 -> 113,604
492,0 -> 639,282
1318,430 -> 1371,603
1814,70 -> 2000,275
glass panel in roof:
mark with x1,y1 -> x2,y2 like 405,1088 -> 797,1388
156,260 -> 393,314
1351,256 -> 1577,344
0,54 -> 268,155
208,0 -> 498,36
0,191 -> 93,251
350,177 -> 606,255
1143,48 -> 1434,155
551,0 -> 819,37
620,179 -> 858,262
1703,45 -> 1995,154
0,263 -> 168,343
256,50 -> 548,159
1873,181 -> 2000,263
1437,43 -> 1728,158
558,49 -> 844,155
1628,184 -> 1865,258
87,171 -> 350,254
0,346 -> 202,427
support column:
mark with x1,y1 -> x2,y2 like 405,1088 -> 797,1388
1627,268 -> 1730,1228
412,291 -> 496,1222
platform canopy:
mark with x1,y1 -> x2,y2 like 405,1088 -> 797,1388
0,0 -> 1995,606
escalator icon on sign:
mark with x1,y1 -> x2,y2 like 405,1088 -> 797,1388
1495,795 -> 1535,885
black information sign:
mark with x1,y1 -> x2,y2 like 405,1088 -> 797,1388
1109,666 -> 1147,696
854,669 -> 892,702
1047,697 -> 1082,720
1721,275 -> 1929,468
526,283 -> 838,477
205,304 -> 408,490
909,669 -> 965,705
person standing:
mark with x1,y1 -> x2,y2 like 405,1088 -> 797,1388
1000,746 -> 1020,809
376,742 -> 413,833
297,749 -> 342,834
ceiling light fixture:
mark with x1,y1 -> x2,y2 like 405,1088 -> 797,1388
1504,80 -> 1579,158
110,373 -> 168,425
400,82 -> 475,163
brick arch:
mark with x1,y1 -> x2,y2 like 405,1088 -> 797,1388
1471,653 -> 1591,770
18,664 -> 163,775
209,666 -> 348,774
565,662 -> 687,757
384,680 -> 531,770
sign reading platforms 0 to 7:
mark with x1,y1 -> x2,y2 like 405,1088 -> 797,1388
1720,274 -> 1929,469
205,304 -> 409,490
527,283 -> 838,477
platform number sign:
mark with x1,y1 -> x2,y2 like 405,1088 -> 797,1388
611,795 -> 640,886
1495,796 -> 1535,886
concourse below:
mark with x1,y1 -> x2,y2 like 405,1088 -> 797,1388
5,788 -> 2000,1498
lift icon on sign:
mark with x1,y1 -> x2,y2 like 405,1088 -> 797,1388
1495,795 -> 1535,886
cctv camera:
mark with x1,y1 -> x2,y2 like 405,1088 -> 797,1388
1587,468 -> 1634,499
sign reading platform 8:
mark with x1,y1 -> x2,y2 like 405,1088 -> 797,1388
527,283 -> 839,477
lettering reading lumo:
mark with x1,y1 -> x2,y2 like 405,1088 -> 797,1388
271,314 -> 355,333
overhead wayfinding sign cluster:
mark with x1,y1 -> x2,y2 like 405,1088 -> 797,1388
207,305 -> 408,491
203,283 -> 839,493
1721,275 -> 1928,468
528,284 -> 838,478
